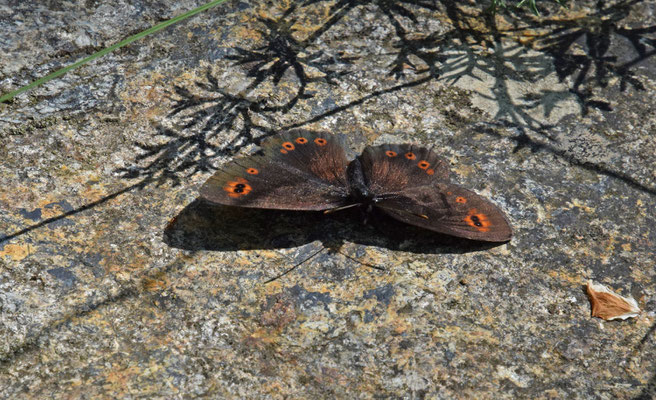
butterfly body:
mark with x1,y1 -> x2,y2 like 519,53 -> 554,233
346,158 -> 369,200
201,129 -> 512,242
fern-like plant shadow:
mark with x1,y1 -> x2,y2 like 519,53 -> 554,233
8,0 -> 656,248
534,0 -> 655,113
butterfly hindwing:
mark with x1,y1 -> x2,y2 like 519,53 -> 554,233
200,129 -> 350,210
375,183 -> 512,242
359,144 -> 450,195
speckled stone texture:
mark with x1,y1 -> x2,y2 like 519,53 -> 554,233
1,0 -> 655,398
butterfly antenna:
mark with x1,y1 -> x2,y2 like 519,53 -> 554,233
264,247 -> 326,284
323,203 -> 361,214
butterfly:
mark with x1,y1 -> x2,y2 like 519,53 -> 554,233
201,129 -> 512,242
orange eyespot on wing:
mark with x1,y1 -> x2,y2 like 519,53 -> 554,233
405,152 -> 416,160
465,209 -> 491,232
385,150 -> 397,157
201,129 -> 350,211
426,169 -> 435,175
418,160 -> 430,169
223,177 -> 252,198
455,196 -> 467,203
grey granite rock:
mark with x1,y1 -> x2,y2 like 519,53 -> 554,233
1,0 -> 655,398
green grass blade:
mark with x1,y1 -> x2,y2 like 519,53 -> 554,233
0,0 -> 231,104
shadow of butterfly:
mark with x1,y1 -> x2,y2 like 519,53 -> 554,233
201,129 -> 512,242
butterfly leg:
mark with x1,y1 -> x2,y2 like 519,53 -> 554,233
375,203 -> 429,220
360,203 -> 374,225
323,203 -> 361,214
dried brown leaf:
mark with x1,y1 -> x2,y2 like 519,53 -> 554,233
586,281 -> 641,321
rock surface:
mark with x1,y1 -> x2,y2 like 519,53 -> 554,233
1,0 -> 655,398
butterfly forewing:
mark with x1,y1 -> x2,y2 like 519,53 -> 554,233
375,183 -> 512,242
360,144 -> 450,195
201,129 -> 350,210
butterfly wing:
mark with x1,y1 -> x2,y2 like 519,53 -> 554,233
359,143 -> 451,196
375,183 -> 512,242
200,129 -> 349,210
357,144 -> 511,241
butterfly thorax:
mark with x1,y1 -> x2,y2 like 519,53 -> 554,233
347,158 -> 383,212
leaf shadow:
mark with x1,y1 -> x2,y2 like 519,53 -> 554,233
534,0 -> 655,114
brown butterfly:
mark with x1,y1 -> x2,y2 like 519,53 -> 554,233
201,129 -> 512,242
